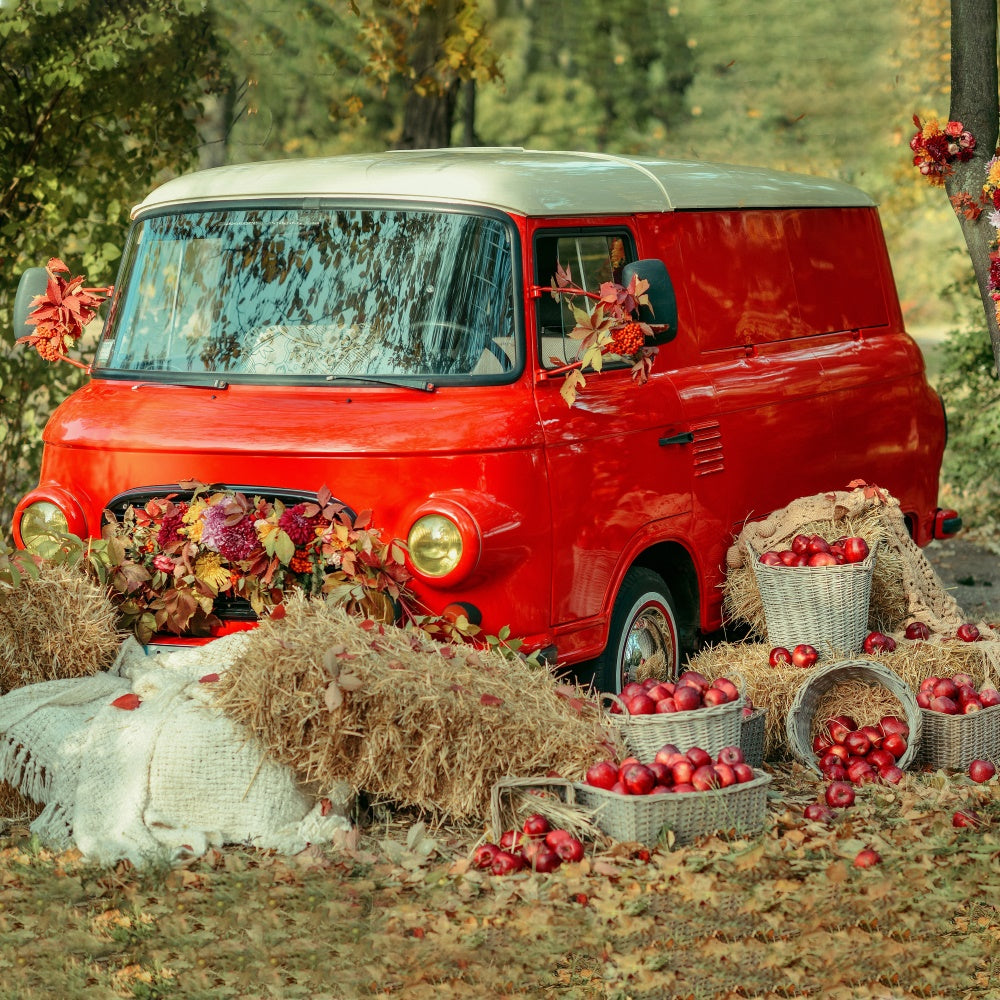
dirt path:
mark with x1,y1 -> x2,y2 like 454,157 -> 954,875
922,535 -> 1000,622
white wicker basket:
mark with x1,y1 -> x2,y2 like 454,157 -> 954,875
749,543 -> 877,655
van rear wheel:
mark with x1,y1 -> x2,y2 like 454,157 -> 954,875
595,567 -> 679,695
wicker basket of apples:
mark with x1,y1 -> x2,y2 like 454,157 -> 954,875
750,534 -> 877,655
604,670 -> 745,762
914,669 -> 1000,771
576,743 -> 771,846
786,659 -> 922,777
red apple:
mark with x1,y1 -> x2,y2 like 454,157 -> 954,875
678,669 -> 710,691
822,763 -> 848,782
862,631 -> 896,654
964,700 -> 984,714
686,747 -> 713,769
626,693 -> 656,715
953,810 -> 982,828
980,687 -> 1000,708
826,716 -> 856,744
933,677 -> 958,700
791,533 -> 811,555
842,536 -> 870,563
655,697 -> 679,713
847,762 -> 876,786
654,743 -> 681,764
622,763 -> 657,795
825,781 -> 856,808
792,644 -> 819,668
769,646 -> 793,667
732,762 -> 756,783
803,802 -> 834,823
807,535 -> 831,554
531,849 -> 562,873
672,782 -> 696,793
472,843 -> 500,869
702,688 -> 729,707
916,691 -> 932,709
808,551 -> 838,567
714,763 -> 737,787
554,836 -> 585,862
919,675 -> 940,693
866,748 -> 895,772
670,760 -> 695,785
648,761 -> 672,786
882,732 -> 908,760
691,765 -> 719,791
522,813 -> 550,838
957,623 -> 981,642
717,745 -> 745,766
673,686 -> 703,712
930,695 -> 959,715
879,715 -> 909,739
491,850 -> 525,875
758,550 -> 783,566
499,830 -> 523,850
545,828 -> 572,850
585,760 -> 619,790
646,683 -> 673,702
812,732 -> 834,754
860,725 -> 884,749
778,549 -> 799,566
904,621 -> 931,640
622,681 -> 646,700
953,672 -> 976,689
825,744 -> 850,763
969,759 -> 997,784
853,848 -> 881,869
712,677 -> 740,702
843,730 -> 872,757
879,765 -> 904,784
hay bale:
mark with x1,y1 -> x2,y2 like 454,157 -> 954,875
0,779 -> 42,827
213,596 -> 624,824
0,563 -> 122,695
689,637 -> 1000,760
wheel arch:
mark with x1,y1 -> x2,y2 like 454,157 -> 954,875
627,540 -> 701,655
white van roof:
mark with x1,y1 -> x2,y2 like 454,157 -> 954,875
133,148 -> 875,219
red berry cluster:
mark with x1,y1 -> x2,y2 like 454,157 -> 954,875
610,321 -> 646,356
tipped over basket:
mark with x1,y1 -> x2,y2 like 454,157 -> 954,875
785,659 -> 922,773
750,543 -> 877,655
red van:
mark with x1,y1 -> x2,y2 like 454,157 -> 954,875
11,149 -> 955,691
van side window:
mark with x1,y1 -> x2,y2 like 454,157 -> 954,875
534,231 -> 633,368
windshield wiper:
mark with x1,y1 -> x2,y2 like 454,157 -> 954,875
324,374 -> 437,393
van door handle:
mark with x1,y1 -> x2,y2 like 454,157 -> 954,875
659,431 -> 694,447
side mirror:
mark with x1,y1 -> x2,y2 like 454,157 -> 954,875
621,259 -> 677,345
12,267 -> 50,342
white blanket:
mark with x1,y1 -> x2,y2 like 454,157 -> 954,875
0,634 -> 352,866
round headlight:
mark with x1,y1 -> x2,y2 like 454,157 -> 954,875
19,501 -> 69,555
407,514 -> 463,578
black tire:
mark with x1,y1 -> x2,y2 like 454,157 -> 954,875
594,567 -> 680,694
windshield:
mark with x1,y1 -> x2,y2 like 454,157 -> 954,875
95,206 -> 518,381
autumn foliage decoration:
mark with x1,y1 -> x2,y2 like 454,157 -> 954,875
542,262 -> 659,407
18,258 -> 112,368
86,482 -> 415,643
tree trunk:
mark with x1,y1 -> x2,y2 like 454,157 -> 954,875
393,0 -> 460,149
946,0 -> 1000,372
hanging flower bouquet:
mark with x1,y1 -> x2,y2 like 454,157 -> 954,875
910,116 -> 976,185
541,261 -> 660,407
17,258 -> 112,369
87,482 -> 416,643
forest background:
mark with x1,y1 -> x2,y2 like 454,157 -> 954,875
0,0 -> 993,535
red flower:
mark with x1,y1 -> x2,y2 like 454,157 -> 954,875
279,503 -> 319,546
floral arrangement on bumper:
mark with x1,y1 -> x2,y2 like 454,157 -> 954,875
87,482 -> 415,643
542,261 -> 660,407
909,116 -> 976,185
17,258 -> 112,369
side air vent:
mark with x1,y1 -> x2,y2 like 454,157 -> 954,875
690,421 -> 724,477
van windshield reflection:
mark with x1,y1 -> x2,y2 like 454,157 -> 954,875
96,207 -> 518,381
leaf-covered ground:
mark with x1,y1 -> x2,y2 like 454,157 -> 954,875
1,763 -> 999,1000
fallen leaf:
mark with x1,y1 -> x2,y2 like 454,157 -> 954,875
111,693 -> 141,710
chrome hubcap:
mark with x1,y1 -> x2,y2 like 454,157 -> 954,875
621,601 -> 675,689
